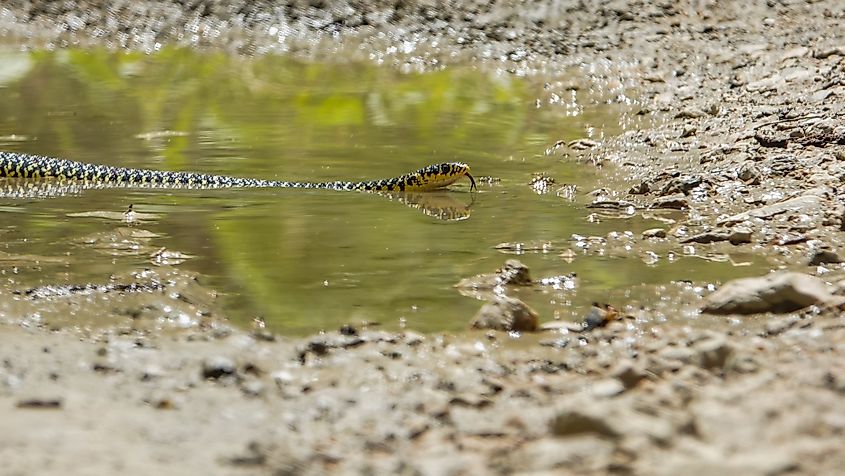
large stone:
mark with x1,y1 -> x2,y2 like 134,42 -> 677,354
702,272 -> 844,315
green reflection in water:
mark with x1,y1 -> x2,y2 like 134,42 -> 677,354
0,49 -> 769,334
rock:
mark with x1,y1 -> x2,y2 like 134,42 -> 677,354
675,108 -> 707,119
693,336 -> 733,370
660,175 -> 702,195
813,45 -> 845,59
651,451 -> 799,476
456,259 -> 532,289
507,436 -> 614,472
650,193 -> 688,210
727,226 -> 753,245
808,249 -> 842,266
470,296 -> 539,332
550,410 -> 619,439
629,181 -> 650,194
765,315 -> 800,335
610,361 -> 648,389
702,272 -> 844,315
591,378 -> 626,398
642,228 -> 667,239
202,356 -> 237,380
681,227 -> 752,245
719,194 -> 821,225
659,346 -> 696,364
568,138 -> 599,150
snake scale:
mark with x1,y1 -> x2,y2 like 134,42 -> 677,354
0,151 -> 476,192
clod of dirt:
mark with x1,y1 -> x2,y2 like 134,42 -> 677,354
702,272 -> 845,315
470,296 -> 538,332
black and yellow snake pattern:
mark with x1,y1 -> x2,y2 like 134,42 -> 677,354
0,151 -> 476,192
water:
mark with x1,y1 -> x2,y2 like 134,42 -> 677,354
0,49 -> 768,334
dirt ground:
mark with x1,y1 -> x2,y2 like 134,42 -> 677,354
2,0 -> 845,474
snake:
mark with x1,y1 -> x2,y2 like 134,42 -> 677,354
0,151 -> 476,192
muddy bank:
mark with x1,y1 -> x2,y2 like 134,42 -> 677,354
2,0 -> 845,474
4,309 -> 845,475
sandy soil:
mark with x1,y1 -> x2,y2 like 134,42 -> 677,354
1,0 -> 845,474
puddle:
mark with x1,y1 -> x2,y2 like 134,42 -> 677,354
0,49 -> 771,334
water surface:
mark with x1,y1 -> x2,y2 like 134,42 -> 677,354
0,49 -> 767,333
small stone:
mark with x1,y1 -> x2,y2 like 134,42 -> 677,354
471,296 -> 539,332
202,356 -> 237,380
642,228 -> 667,239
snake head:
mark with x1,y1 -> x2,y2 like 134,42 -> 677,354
416,162 -> 475,191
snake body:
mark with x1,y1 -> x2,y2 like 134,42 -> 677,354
0,151 -> 475,192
